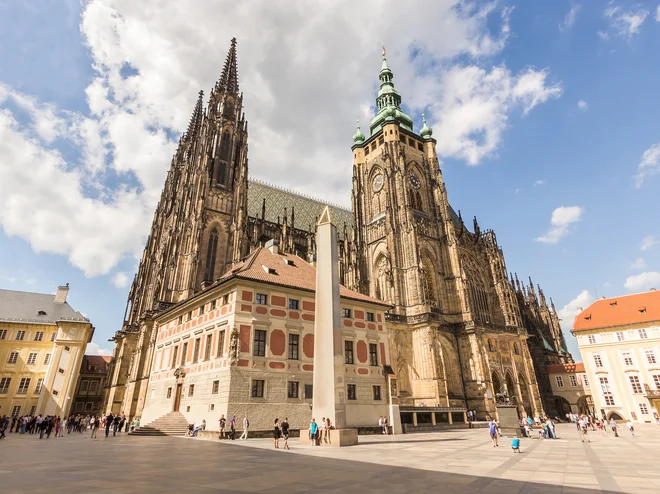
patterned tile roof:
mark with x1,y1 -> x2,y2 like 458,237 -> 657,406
247,179 -> 354,230
572,289 -> 660,332
0,288 -> 89,325
547,363 -> 585,374
223,247 -> 388,306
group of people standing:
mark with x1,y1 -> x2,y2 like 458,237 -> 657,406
0,413 -> 109,439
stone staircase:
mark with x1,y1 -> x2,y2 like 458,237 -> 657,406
129,411 -> 189,437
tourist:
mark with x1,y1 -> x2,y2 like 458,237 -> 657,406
273,418 -> 281,449
91,416 -> 99,439
45,417 -> 54,438
383,416 -> 389,435
105,413 -> 114,438
545,417 -> 556,439
579,416 -> 590,443
54,417 -> 61,437
240,416 -> 249,440
511,437 -> 521,453
229,415 -> 236,440
326,417 -> 333,444
378,416 -> 384,434
218,414 -> 226,440
58,417 -> 66,437
523,422 -> 531,438
489,420 -> 499,447
119,414 -> 126,433
596,419 -> 605,436
0,415 -> 8,439
113,414 -> 121,436
191,420 -> 205,437
281,417 -> 290,450
309,418 -> 318,447
609,418 -> 618,437
318,417 -> 325,445
626,419 -> 635,437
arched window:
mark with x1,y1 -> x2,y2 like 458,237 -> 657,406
421,255 -> 436,304
204,229 -> 219,282
513,343 -> 520,355
415,191 -> 423,212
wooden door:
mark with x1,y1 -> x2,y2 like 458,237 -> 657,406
173,383 -> 182,411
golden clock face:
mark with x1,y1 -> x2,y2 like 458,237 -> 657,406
409,174 -> 421,190
373,174 -> 384,193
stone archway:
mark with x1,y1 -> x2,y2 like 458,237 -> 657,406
607,411 -> 624,421
577,395 -> 594,416
518,373 -> 533,418
492,371 -> 503,397
553,396 -> 572,417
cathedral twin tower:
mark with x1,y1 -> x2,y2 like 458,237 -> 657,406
105,39 -> 572,421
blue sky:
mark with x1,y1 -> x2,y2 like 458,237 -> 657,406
1,1 -> 660,359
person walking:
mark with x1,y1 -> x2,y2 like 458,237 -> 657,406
578,416 -> 590,443
90,416 -> 99,438
273,418 -> 281,449
626,419 -> 635,437
489,420 -> 499,447
240,416 -> 249,440
281,417 -> 290,450
105,413 -> 114,438
309,418 -> 318,446
218,414 -> 226,440
229,415 -> 236,440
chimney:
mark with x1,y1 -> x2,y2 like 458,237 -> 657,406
265,239 -> 279,255
55,283 -> 69,304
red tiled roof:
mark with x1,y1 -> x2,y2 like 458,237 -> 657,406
547,363 -> 585,374
572,289 -> 660,332
222,247 -> 389,307
82,355 -> 112,373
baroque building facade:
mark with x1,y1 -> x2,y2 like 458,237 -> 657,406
105,39 -> 571,422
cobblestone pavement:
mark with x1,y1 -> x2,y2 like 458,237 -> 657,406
1,423 -> 659,493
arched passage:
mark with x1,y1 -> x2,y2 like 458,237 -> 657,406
554,396 -> 572,417
577,395 -> 594,416
492,371 -> 503,396
518,373 -> 533,418
607,411 -> 624,421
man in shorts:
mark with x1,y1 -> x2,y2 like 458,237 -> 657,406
281,417 -> 290,450
218,414 -> 226,440
489,420 -> 499,447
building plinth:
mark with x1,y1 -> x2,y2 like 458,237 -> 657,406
300,428 -> 359,447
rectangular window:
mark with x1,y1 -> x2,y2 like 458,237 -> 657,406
51,332 -> 56,342
555,376 -> 564,388
344,340 -> 354,364
193,338 -> 201,363
646,350 -> 657,364
7,352 -> 19,364
639,328 -> 648,339
222,294 -> 229,305
593,354 -> 603,368
75,402 -> 84,412
80,380 -> 89,392
251,379 -> 265,398
253,329 -> 267,357
181,342 -> 188,365
373,385 -> 382,401
178,315 -> 183,325
210,300 -> 217,311
288,334 -> 300,360
0,329 -> 6,339
367,312 -> 375,322
188,384 -> 195,397
53,390 -> 59,396
304,384 -> 313,399
58,368 -> 65,375
588,335 -> 596,344
85,402 -> 93,412
29,406 -> 37,416
35,378 -> 43,394
342,308 -> 352,318
640,402 -> 650,415
27,353 -> 38,365
0,377 -> 11,393
600,377 -> 615,405
44,353 -> 51,365
654,374 -> 660,389
212,380 -> 219,394
89,381 -> 98,393
166,387 -> 172,398
287,381 -> 299,399
569,375 -> 577,387
11,405 -> 21,417
204,334 -> 213,360
171,345 -> 179,369
616,331 -> 625,342
217,330 -> 226,357
34,331 -> 44,341
623,352 -> 634,366
369,343 -> 378,366
64,346 -> 70,352
16,330 -> 25,341
347,384 -> 357,400
17,377 -> 30,394
288,299 -> 299,310
199,304 -> 205,315
629,375 -> 643,394
256,293 -> 268,305
583,374 -> 589,386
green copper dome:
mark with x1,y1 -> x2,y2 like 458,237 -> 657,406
420,113 -> 433,140
353,119 -> 365,144
369,46 -> 414,134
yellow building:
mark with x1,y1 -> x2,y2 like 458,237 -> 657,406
0,285 -> 94,418
573,289 -> 660,423
547,363 -> 593,417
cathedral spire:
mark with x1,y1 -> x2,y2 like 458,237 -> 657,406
216,37 -> 239,94
369,44 -> 413,134
184,90 -> 204,142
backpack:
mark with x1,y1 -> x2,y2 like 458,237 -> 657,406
245,419 -> 249,428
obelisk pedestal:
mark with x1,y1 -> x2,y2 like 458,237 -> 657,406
301,206 -> 358,447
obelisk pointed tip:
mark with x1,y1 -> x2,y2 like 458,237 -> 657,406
318,205 -> 332,226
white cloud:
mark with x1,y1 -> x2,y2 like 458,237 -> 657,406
630,257 -> 646,270
634,143 -> 660,188
533,179 -> 546,186
603,281 -> 611,288
604,4 -> 649,37
577,99 -> 588,110
557,289 -> 595,330
86,341 -> 113,356
535,206 -> 584,244
597,30 -> 610,40
0,0 -> 562,277
641,235 -> 660,251
560,5 -> 581,31
111,272 -> 131,288
657,6 -> 660,22
624,271 -> 660,291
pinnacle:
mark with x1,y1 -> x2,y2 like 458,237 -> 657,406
216,37 -> 239,94
184,90 -> 204,141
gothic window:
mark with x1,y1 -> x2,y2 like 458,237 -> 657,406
374,255 -> 392,303
421,255 -> 436,305
223,99 -> 234,117
465,262 -> 491,323
204,229 -> 219,282
409,189 -> 424,212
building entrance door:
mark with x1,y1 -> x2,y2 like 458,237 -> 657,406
173,383 -> 182,411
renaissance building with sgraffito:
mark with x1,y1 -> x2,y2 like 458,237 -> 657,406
105,39 -> 572,428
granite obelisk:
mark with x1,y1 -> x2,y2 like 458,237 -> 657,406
312,206 -> 347,429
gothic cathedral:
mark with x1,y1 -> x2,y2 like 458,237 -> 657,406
105,39 -> 572,421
